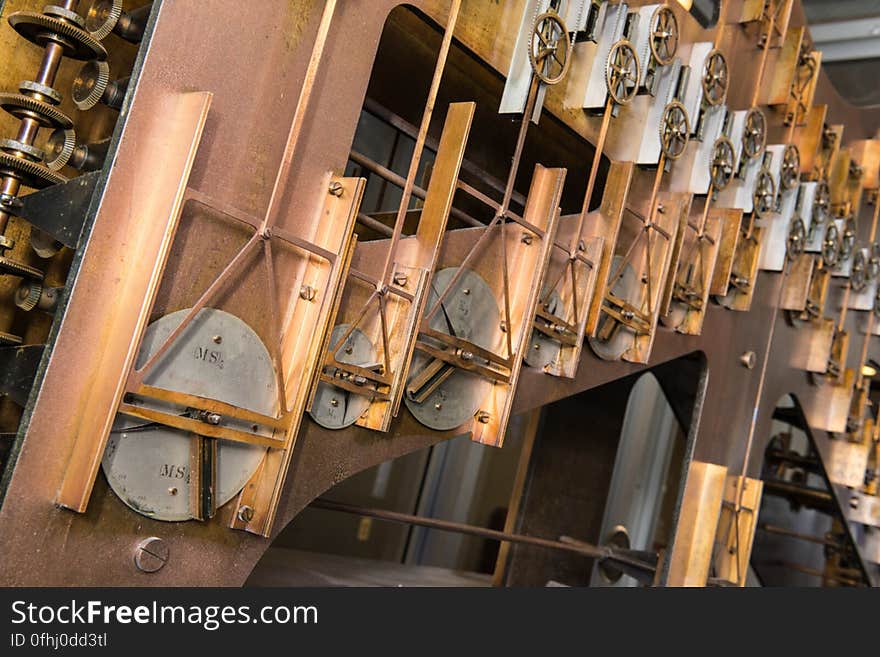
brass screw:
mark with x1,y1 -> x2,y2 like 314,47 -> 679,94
740,351 -> 757,369
476,411 -> 490,424
393,272 -> 408,287
300,285 -> 316,301
212,335 -> 222,344
521,232 -> 533,245
328,181 -> 344,197
134,537 -> 168,573
237,506 -> 255,523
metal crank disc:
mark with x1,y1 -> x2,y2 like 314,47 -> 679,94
405,267 -> 500,431
102,308 -> 278,522
309,324 -> 376,429
525,288 -> 563,370
589,256 -> 639,361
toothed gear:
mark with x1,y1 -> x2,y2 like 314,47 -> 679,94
0,92 -> 73,129
0,152 -> 67,188
15,281 -> 42,311
851,250 -> 868,292
781,144 -> 800,191
753,168 -> 776,217
45,128 -> 76,171
43,5 -> 87,29
0,332 -> 23,346
19,80 -> 61,105
702,49 -> 728,106
787,218 -> 806,260
85,0 -> 123,40
659,101 -> 690,160
649,6 -> 678,66
0,256 -> 44,281
528,12 -> 571,85
71,59 -> 109,110
823,223 -> 840,268
710,136 -> 735,190
742,108 -> 767,160
8,11 -> 107,61
605,40 -> 640,105
0,138 -> 45,162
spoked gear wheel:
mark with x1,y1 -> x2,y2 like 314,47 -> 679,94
649,6 -> 678,66
710,136 -> 736,190
702,49 -> 728,106
840,217 -> 857,261
787,218 -> 806,261
780,144 -> 801,192
659,101 -> 690,160
822,222 -> 841,268
812,179 -> 830,223
753,168 -> 776,217
605,40 -> 640,105
742,108 -> 767,160
851,249 -> 868,292
868,242 -> 880,281
528,12 -> 571,85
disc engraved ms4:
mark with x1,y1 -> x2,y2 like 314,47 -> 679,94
102,308 -> 278,522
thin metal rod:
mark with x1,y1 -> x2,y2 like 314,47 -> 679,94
311,498 -> 656,573
363,97 -> 527,210
758,523 -> 840,547
750,8 -> 776,108
572,98 -> 613,253
263,0 -> 337,231
381,0 -> 462,282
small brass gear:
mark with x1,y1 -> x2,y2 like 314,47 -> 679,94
605,40 -> 640,105
45,128 -> 76,171
0,331 -> 23,346
0,256 -> 44,281
742,108 -> 767,160
780,144 -> 800,191
0,149 -> 66,187
649,6 -> 678,66
659,101 -> 690,160
851,249 -> 868,292
0,92 -> 74,129
0,152 -> 67,188
528,12 -> 571,86
787,218 -> 806,261
710,136 -> 736,190
702,49 -> 728,106
85,0 -> 123,40
15,281 -> 42,312
753,168 -> 776,217
822,222 -> 840,268
72,60 -> 110,110
8,11 -> 107,61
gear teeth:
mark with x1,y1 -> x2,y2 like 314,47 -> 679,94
0,331 -> 23,346
43,5 -> 87,30
0,256 -> 44,281
45,128 -> 76,171
72,60 -> 110,110
19,80 -> 61,105
0,152 -> 67,189
0,138 -> 45,162
85,0 -> 123,41
0,92 -> 74,129
15,281 -> 42,312
8,11 -> 107,61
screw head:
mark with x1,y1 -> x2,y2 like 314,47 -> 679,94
328,181 -> 344,197
476,410 -> 490,424
213,335 -> 222,344
134,537 -> 168,573
740,351 -> 757,369
300,285 -> 316,301
521,232 -> 533,245
238,505 -> 255,523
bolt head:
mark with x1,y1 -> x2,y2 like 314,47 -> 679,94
238,505 -> 255,523
134,537 -> 168,573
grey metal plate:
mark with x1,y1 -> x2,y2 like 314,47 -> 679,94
589,256 -> 639,361
405,267 -> 500,431
102,308 -> 277,522
525,288 -> 564,370
309,324 -> 376,430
